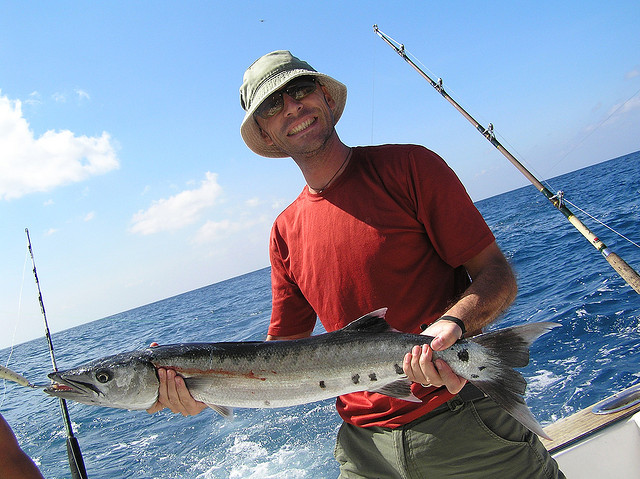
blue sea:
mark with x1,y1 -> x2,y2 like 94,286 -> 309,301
2,151 -> 639,478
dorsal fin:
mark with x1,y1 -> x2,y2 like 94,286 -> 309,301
339,308 -> 394,333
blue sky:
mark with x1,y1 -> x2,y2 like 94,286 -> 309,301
1,1 -> 638,349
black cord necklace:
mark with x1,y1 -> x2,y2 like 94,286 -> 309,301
312,148 -> 352,193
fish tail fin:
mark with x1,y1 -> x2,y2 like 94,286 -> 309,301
467,322 -> 560,440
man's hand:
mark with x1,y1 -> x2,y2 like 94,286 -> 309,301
145,343 -> 208,416
403,319 -> 466,395
146,368 -> 209,416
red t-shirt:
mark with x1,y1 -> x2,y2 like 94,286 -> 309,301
268,144 -> 495,428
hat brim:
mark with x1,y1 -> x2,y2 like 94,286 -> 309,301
240,72 -> 347,158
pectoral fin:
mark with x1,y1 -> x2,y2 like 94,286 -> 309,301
372,379 -> 421,403
207,404 -> 234,419
182,376 -> 234,419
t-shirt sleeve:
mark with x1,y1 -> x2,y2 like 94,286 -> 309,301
409,147 -> 495,267
268,222 -> 317,337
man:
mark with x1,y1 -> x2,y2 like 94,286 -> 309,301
0,413 -> 45,479
151,50 -> 563,478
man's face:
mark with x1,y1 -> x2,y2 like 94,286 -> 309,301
254,78 -> 337,158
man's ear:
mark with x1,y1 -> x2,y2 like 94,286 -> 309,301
320,85 -> 337,111
258,125 -> 274,146
320,85 -> 337,123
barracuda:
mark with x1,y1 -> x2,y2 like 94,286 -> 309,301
45,309 -> 559,438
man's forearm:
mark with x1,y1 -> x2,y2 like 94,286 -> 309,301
444,244 -> 517,335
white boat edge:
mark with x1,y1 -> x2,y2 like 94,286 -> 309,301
543,383 -> 640,477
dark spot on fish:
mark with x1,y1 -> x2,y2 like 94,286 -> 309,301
369,373 -> 377,382
264,400 -> 270,406
478,366 -> 486,371
457,349 -> 470,362
471,374 -> 479,379
352,374 -> 360,384
394,363 -> 403,375
319,380 -> 326,389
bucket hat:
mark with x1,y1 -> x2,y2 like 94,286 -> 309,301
240,50 -> 347,158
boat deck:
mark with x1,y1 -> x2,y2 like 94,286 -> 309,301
542,383 -> 640,453
542,383 -> 640,477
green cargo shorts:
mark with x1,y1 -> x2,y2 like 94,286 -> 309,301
334,396 -> 565,479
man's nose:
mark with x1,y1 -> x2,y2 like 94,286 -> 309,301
281,93 -> 303,116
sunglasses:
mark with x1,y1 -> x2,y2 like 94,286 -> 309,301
255,77 -> 318,119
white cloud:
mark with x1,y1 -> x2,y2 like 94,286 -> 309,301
76,89 -> 90,101
625,67 -> 640,80
271,198 -> 289,210
25,91 -> 41,106
0,92 -> 119,200
599,96 -> 640,126
245,197 -> 261,207
83,211 -> 95,222
130,172 -> 223,235
195,219 -> 237,242
193,214 -> 269,244
612,96 -> 640,115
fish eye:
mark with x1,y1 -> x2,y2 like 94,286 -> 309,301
95,369 -> 113,383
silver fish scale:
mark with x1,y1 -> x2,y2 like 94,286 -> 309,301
156,332 -> 417,408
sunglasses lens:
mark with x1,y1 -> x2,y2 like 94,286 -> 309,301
287,80 -> 317,101
256,78 -> 317,119
256,93 -> 284,119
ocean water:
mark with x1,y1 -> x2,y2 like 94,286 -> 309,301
2,151 -> 639,478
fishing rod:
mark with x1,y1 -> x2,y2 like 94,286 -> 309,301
25,228 -> 89,479
373,25 -> 640,294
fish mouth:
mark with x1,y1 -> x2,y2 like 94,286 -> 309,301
45,372 -> 103,399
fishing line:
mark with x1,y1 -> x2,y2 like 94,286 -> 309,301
370,42 -> 376,144
1,251 -> 31,408
562,198 -> 640,250
10,251 -> 30,363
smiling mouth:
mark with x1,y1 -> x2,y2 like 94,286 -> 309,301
288,117 -> 316,136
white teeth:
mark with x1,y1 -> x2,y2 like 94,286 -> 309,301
288,118 -> 315,135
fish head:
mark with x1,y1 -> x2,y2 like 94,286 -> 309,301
45,352 -> 159,410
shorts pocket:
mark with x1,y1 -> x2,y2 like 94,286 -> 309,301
468,398 -> 532,446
